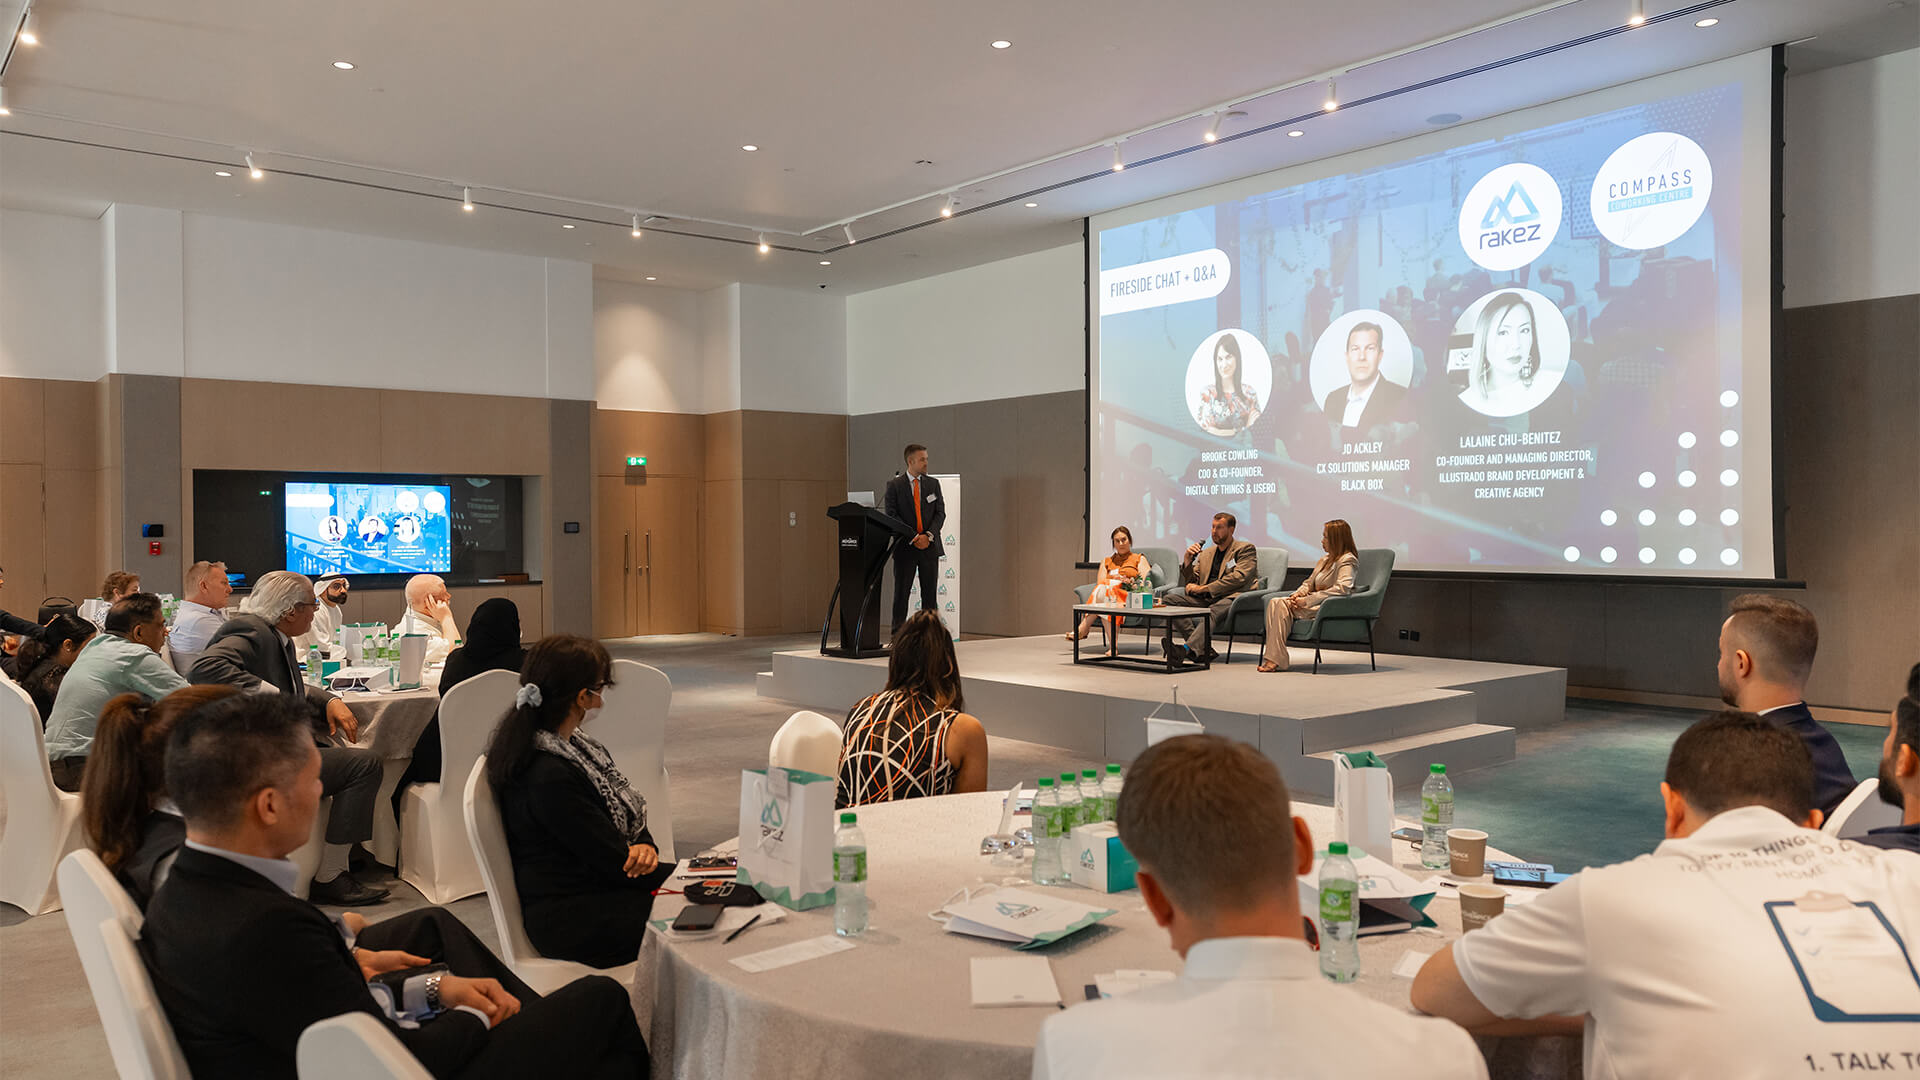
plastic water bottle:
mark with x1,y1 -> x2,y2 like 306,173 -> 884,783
307,644 -> 323,688
1032,778 -> 1063,884
1101,764 -> 1124,821
1319,841 -> 1360,982
833,812 -> 867,936
1421,764 -> 1454,870
1057,772 -> 1084,831
1078,770 -> 1104,823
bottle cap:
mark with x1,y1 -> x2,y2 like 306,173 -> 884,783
1037,777 -> 1054,787
839,812 -> 856,825
1430,763 -> 1446,774
1081,769 -> 1097,779
1328,841 -> 1349,855
1106,763 -> 1122,774
1060,772 -> 1076,783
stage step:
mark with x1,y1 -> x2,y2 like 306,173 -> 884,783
1295,691 -> 1477,755
1296,722 -> 1516,799
755,671 -> 775,697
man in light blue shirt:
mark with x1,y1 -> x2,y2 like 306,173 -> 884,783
44,593 -> 185,790
167,560 -> 234,657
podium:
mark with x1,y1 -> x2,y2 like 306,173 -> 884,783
821,502 -> 915,657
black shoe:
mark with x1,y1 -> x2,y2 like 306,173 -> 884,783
347,842 -> 377,872
1163,639 -> 1189,666
1202,648 -> 1220,662
309,873 -> 390,906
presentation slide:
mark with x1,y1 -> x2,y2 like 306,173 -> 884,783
285,481 -> 453,576
1090,52 -> 1775,577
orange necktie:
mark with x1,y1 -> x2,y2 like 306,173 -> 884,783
912,476 -> 923,533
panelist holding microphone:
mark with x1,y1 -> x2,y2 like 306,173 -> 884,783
884,444 -> 945,640
1160,512 -> 1258,667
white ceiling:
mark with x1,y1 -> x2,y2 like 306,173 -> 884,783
0,0 -> 1912,293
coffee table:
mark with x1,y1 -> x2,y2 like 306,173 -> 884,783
1071,603 -> 1210,672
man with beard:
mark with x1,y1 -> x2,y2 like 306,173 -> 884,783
296,573 -> 350,658
1714,594 -> 1857,817
1854,662 -> 1920,853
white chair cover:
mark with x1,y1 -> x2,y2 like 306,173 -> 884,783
1824,777 -> 1902,837
288,796 -> 334,900
769,710 -> 844,778
0,678 -> 85,914
297,1013 -> 432,1080
594,658 -> 676,861
399,668 -> 518,903
56,851 -> 193,1080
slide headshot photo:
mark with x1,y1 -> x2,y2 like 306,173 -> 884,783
1309,310 -> 1415,438
1185,329 -> 1270,437
1451,288 -> 1571,418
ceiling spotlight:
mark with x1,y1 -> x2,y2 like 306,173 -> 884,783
562,223 -> 576,229
332,60 -> 355,70
741,144 -> 759,152
1323,79 -> 1339,112
819,260 -> 832,266
940,194 -> 955,218
757,234 -> 770,254
645,276 -> 656,281
1111,143 -> 1125,172
246,152 -> 263,179
1287,129 -> 1305,138
631,214 -> 642,238
990,39 -> 1011,49
462,187 -> 474,212
1204,113 -> 1223,143
1695,16 -> 1718,26
1629,0 -> 1646,25
17,8 -> 38,46
1024,201 -> 1038,208
0,89 -> 9,117
843,224 -> 856,245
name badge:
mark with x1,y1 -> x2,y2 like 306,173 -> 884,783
926,492 -> 938,503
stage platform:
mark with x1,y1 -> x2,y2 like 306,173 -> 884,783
757,636 -> 1566,800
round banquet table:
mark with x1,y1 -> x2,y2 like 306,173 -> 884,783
631,790 -> 1582,1080
337,683 -> 440,864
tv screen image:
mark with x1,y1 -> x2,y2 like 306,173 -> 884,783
286,482 -> 453,576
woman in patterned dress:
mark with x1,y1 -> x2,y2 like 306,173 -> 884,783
1194,332 -> 1262,436
836,610 -> 989,809
1067,525 -> 1148,657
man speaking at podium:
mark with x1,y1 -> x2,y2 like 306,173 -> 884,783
884,444 -> 945,639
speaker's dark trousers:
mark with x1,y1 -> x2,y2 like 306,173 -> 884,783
891,544 -> 940,634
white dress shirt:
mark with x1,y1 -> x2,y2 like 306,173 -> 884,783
1341,377 -> 1380,428
1033,936 -> 1485,1080
1453,806 -> 1920,1080
169,600 -> 229,656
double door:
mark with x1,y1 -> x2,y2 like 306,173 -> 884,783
594,476 -> 700,638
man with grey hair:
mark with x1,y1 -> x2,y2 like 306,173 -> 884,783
397,574 -> 460,668
1031,735 -> 1485,1080
169,560 -> 234,656
190,570 -> 389,905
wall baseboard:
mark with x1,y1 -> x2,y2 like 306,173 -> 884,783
1569,685 -> 1886,728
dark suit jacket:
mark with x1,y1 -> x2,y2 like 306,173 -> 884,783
500,755 -> 659,905
143,846 -> 488,1080
189,613 -> 335,736
118,810 -> 186,910
1764,702 -> 1859,817
1321,377 -> 1408,435
1857,824 -> 1920,854
883,471 -> 946,557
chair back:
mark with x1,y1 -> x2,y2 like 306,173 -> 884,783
0,677 -> 83,914
297,1013 -> 433,1080
1345,549 -> 1397,616
770,710 -> 844,777
168,649 -> 201,678
464,757 -> 543,972
596,658 -> 676,860
1136,547 -> 1178,589
1253,547 -> 1290,590
56,851 -> 192,1080
1825,778 -> 1902,837
437,669 -> 520,806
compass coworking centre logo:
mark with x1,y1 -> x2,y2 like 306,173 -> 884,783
1458,162 -> 1563,272
1588,131 -> 1713,250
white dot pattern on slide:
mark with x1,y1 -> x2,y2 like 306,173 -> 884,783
1637,472 -> 1655,488
1679,470 -> 1697,488
1721,390 -> 1739,407
1563,547 -> 1580,562
1720,548 -> 1739,566
1601,547 -> 1617,564
1679,548 -> 1697,565
1638,547 -> 1655,564
1720,469 -> 1739,487
1600,509 -> 1617,526
1678,509 -> 1697,526
1638,509 -> 1656,526
1721,429 -> 1739,447
1678,432 -> 1696,449
1721,508 -> 1739,526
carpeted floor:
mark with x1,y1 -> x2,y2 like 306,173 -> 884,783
0,631 -> 1894,1077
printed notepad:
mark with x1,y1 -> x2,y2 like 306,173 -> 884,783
970,956 -> 1062,1007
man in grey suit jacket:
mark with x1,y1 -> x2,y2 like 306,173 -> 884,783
1160,512 -> 1259,665
189,570 -> 389,905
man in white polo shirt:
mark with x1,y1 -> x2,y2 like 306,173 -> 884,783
1033,735 -> 1486,1080
1413,711 -> 1920,1080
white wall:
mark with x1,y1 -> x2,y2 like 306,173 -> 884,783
1783,49 -> 1920,309
593,279 -> 705,412
738,283 -> 847,414
845,243 -> 1082,414
0,207 -> 107,380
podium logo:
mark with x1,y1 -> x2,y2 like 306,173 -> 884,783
1589,132 -> 1713,250
1458,162 -> 1562,272
839,537 -> 858,548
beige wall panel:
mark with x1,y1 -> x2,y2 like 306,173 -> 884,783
594,475 -> 635,639
742,411 -> 846,483
180,380 -> 384,472
99,466 -> 123,587
42,467 -> 100,601
701,479 -> 743,634
0,378 -> 44,465
705,410 -> 743,481
739,478 -> 784,634
1,464 -> 46,602
42,379 -> 100,470
776,479 -> 811,633
592,409 -> 706,480
379,390 -> 548,476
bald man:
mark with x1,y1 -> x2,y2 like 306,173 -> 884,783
1715,594 -> 1858,816
396,575 -> 460,668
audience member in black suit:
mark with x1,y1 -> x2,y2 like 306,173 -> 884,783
189,570 -> 390,905
487,635 -> 670,969
395,597 -> 527,821
1715,594 -> 1859,817
82,684 -> 241,908
13,613 -> 95,723
1857,662 -> 1920,854
883,443 -> 946,637
142,692 -> 648,1080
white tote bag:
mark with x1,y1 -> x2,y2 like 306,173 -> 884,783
1332,751 -> 1395,862
737,766 -> 838,911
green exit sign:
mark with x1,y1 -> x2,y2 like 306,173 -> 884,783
626,456 -> 647,467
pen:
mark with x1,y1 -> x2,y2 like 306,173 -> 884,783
723,914 -> 762,944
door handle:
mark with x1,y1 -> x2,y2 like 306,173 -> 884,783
643,530 -> 652,572
623,531 -> 631,574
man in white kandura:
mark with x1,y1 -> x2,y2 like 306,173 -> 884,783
295,573 -> 350,658
396,574 -> 460,668
1033,734 -> 1487,1080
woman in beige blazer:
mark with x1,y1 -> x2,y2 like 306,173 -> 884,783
1260,519 -> 1358,672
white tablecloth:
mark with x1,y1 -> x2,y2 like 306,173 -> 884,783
632,791 -> 1581,1080
338,684 -> 439,864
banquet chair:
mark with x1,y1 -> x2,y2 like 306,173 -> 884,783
769,710 -> 843,777
594,658 -> 676,861
463,758 -> 639,995
399,668 -> 518,903
56,851 -> 193,1080
287,796 -> 334,901
297,1014 -> 431,1080
1823,778 -> 1901,837
0,677 -> 85,914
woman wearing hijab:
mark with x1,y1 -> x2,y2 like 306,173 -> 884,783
486,635 -> 668,968
393,597 -> 526,818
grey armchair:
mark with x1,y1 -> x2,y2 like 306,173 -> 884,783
1285,548 -> 1396,673
1218,547 -> 1290,664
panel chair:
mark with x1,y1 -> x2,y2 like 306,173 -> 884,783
464,758 -> 639,995
770,710 -> 843,778
297,1014 -> 432,1080
1823,778 -> 1901,838
56,851 -> 193,1080
595,659 -> 676,861
1284,548 -> 1397,673
0,678 -> 86,914
399,668 -> 519,904
1218,547 -> 1290,664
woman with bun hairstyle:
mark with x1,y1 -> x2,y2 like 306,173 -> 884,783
14,613 -> 95,723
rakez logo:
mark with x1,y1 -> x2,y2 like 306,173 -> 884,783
996,901 -> 1041,920
1079,850 -> 1097,870
759,796 -> 785,842
1458,162 -> 1561,273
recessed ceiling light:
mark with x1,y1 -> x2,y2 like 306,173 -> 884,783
990,39 -> 1012,49
1025,202 -> 1038,208
562,223 -> 575,229
1695,17 -> 1719,26
1287,129 -> 1304,137
332,60 -> 355,70
645,276 -> 656,281
819,260 -> 832,266
214,170 -> 232,177
741,144 -> 759,152
1427,112 -> 1463,126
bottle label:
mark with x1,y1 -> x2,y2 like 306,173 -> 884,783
834,849 -> 866,884
1422,794 -> 1438,824
1319,881 -> 1355,925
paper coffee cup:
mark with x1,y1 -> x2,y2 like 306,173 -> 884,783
1459,884 -> 1507,932
1447,828 -> 1489,878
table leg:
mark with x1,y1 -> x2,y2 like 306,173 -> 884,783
1072,612 -> 1080,664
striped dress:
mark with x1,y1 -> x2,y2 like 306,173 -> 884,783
835,689 -> 959,809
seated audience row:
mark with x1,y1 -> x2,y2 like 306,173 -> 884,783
14,612 -> 95,722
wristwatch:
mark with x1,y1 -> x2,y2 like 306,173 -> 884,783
424,974 -> 444,1011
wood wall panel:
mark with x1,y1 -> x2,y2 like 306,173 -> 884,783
43,468 -> 99,603
0,378 -> 45,465
591,409 -> 705,480
705,410 -> 743,481
42,380 -> 99,471
637,477 -> 702,634
0,463 -> 47,606
702,479 -> 743,634
380,390 -> 548,476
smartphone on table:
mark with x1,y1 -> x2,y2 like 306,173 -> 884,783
1490,866 -> 1572,889
671,904 -> 726,932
